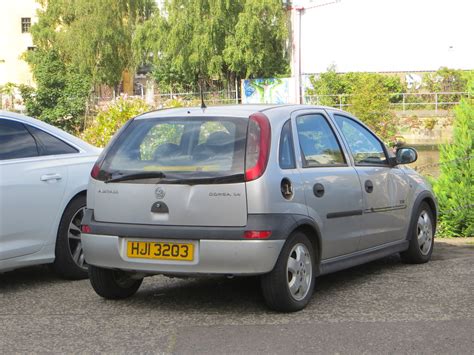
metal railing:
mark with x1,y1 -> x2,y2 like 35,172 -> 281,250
94,89 -> 239,108
304,92 -> 471,112
93,90 -> 469,111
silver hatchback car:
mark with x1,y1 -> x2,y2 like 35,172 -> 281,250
82,105 -> 437,312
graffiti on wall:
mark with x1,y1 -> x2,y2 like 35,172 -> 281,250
405,73 -> 423,90
241,78 -> 292,104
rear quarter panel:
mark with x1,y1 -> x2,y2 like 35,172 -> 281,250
44,154 -> 98,247
246,112 -> 308,217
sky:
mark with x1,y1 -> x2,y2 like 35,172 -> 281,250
295,0 -> 473,73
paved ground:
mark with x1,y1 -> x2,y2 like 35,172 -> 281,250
1,238 -> 473,354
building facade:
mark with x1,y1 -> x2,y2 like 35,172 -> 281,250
0,0 -> 40,87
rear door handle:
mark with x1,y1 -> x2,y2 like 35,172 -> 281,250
40,173 -> 62,182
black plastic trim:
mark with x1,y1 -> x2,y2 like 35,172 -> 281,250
364,205 -> 407,214
319,240 -> 409,276
327,210 -> 363,219
82,209 -> 305,241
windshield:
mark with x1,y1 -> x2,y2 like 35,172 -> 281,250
99,116 -> 248,183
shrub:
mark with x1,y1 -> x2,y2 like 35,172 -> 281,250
433,98 -> 474,237
424,67 -> 470,109
82,96 -> 151,147
306,67 -> 404,107
346,75 -> 399,141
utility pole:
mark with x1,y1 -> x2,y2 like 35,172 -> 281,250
288,1 -> 341,104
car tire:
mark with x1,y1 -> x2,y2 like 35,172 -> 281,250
400,202 -> 435,264
261,231 -> 316,312
89,265 -> 143,299
53,194 -> 88,280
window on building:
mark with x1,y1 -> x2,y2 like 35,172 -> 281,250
21,18 -> 31,33
27,46 -> 36,51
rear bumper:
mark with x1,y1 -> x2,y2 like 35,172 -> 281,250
82,234 -> 284,275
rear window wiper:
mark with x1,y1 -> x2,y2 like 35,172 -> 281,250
105,171 -> 166,183
160,173 -> 245,185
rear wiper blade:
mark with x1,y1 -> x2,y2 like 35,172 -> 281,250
105,171 -> 166,183
161,173 -> 244,185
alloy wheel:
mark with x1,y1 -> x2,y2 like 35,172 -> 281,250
286,243 -> 313,301
417,210 -> 433,256
68,207 -> 87,270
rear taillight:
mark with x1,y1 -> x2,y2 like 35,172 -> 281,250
245,113 -> 271,181
90,151 -> 107,181
90,162 -> 101,179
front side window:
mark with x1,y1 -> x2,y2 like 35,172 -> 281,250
0,120 -> 38,160
27,125 -> 78,156
334,115 -> 387,165
296,114 -> 345,167
100,117 -> 248,182
279,120 -> 296,169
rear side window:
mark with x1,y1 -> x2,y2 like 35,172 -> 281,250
279,120 -> 296,169
100,117 -> 248,182
0,120 -> 38,160
296,114 -> 346,167
27,125 -> 78,156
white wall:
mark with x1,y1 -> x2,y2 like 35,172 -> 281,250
0,0 -> 40,86
293,0 -> 473,73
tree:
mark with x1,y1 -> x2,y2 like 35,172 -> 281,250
433,97 -> 474,237
22,0 -> 154,132
33,0 -> 155,88
223,0 -> 289,79
20,49 -> 92,132
133,0 -> 289,91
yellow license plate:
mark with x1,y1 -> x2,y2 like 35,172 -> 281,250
127,241 -> 194,261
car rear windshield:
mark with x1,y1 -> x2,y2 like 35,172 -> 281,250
99,116 -> 248,184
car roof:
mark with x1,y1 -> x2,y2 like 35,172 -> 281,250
135,104 -> 360,124
137,104 -> 329,118
0,111 -> 100,154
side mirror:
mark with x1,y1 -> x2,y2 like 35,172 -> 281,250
395,147 -> 418,165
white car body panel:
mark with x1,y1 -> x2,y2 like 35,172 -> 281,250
0,111 -> 101,273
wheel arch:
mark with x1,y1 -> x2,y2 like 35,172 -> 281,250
407,191 -> 438,241
289,217 -> 322,274
56,190 -> 87,239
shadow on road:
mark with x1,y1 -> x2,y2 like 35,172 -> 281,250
1,240 -> 472,313
0,264 -> 70,291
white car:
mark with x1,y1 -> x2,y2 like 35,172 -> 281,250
0,111 -> 100,279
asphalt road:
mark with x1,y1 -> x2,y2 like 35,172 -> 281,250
1,239 -> 473,354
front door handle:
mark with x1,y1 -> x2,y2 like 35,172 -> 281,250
40,173 -> 62,182
313,183 -> 325,197
364,180 -> 374,193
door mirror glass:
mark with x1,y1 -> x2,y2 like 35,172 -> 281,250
396,147 -> 417,165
